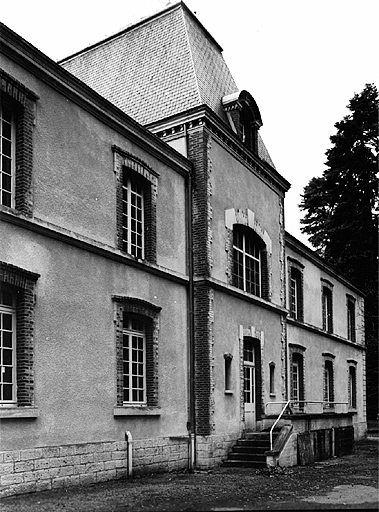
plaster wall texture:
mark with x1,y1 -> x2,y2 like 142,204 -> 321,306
2,54 -> 188,276
209,139 -> 284,306
0,222 -> 189,451
211,290 -> 284,434
286,246 -> 364,343
287,323 -> 365,426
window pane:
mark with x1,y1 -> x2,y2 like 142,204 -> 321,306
2,191 -> 11,207
2,384 -> 13,401
2,120 -> 11,140
2,156 -> 11,174
2,139 -> 11,157
2,106 -> 12,123
2,348 -> 12,366
3,314 -> 12,331
3,366 -> 13,383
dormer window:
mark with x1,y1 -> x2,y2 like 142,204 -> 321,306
222,90 -> 262,154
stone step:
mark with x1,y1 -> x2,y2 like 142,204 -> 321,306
223,459 -> 266,468
227,452 -> 266,462
233,445 -> 268,454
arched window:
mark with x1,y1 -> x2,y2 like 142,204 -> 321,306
232,226 -> 267,298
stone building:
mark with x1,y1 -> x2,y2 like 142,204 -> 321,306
0,1 -> 366,497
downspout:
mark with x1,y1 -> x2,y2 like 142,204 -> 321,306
125,431 -> 133,478
185,124 -> 196,472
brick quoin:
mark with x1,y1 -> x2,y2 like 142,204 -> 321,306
188,126 -> 214,436
193,282 -> 214,435
187,126 -> 212,278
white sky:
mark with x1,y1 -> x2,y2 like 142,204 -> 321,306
1,0 -> 378,247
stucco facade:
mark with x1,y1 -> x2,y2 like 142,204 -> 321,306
0,1 -> 367,497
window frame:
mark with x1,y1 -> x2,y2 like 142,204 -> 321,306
122,315 -> 146,405
321,280 -> 334,333
114,148 -> 158,264
0,103 -> 16,208
0,286 -> 16,404
289,345 -> 306,411
348,363 -> 357,409
347,295 -> 356,342
232,226 -> 266,298
122,173 -> 145,259
113,296 -> 161,409
323,356 -> 335,410
0,262 -> 39,411
0,70 -> 37,217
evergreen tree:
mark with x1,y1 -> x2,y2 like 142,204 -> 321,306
300,83 -> 378,420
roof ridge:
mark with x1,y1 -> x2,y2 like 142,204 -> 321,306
181,7 -> 202,107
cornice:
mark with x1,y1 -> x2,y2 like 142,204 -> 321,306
287,317 -> 366,351
193,276 -> 287,315
1,209 -> 189,287
147,106 -> 290,195
0,24 -> 192,178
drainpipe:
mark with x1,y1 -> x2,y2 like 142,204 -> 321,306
125,431 -> 133,478
185,125 -> 196,472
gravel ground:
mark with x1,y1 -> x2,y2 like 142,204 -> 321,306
1,438 -> 378,511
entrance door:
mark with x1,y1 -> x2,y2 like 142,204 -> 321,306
244,338 -> 256,430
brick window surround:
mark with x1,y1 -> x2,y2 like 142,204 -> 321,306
0,70 -> 38,216
321,279 -> 334,333
287,257 -> 304,321
113,296 -> 161,407
323,353 -> 335,409
0,261 -> 40,407
289,344 -> 306,411
346,295 -> 356,342
225,208 -> 272,301
113,147 -> 158,263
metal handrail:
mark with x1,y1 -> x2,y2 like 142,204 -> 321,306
269,400 -> 290,451
267,400 -> 349,451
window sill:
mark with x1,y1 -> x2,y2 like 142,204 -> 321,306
0,407 -> 39,419
224,390 -> 233,395
113,406 -> 161,417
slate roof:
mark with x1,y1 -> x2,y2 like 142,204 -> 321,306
60,1 -> 275,168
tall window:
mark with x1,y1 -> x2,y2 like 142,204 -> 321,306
289,267 -> 303,320
347,296 -> 356,341
348,365 -> 357,409
322,285 -> 333,333
0,104 -> 14,208
0,262 -> 39,410
0,71 -> 37,216
290,351 -> 304,410
113,296 -> 160,408
122,315 -> 146,404
122,173 -> 144,259
0,286 -> 16,403
323,359 -> 334,408
233,226 -> 265,297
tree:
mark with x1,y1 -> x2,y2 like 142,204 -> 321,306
299,83 -> 378,420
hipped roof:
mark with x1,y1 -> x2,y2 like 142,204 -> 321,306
60,1 -> 275,167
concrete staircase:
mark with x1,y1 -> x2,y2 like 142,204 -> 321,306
223,431 -> 279,468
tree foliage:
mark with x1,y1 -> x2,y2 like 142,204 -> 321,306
299,83 -> 378,418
